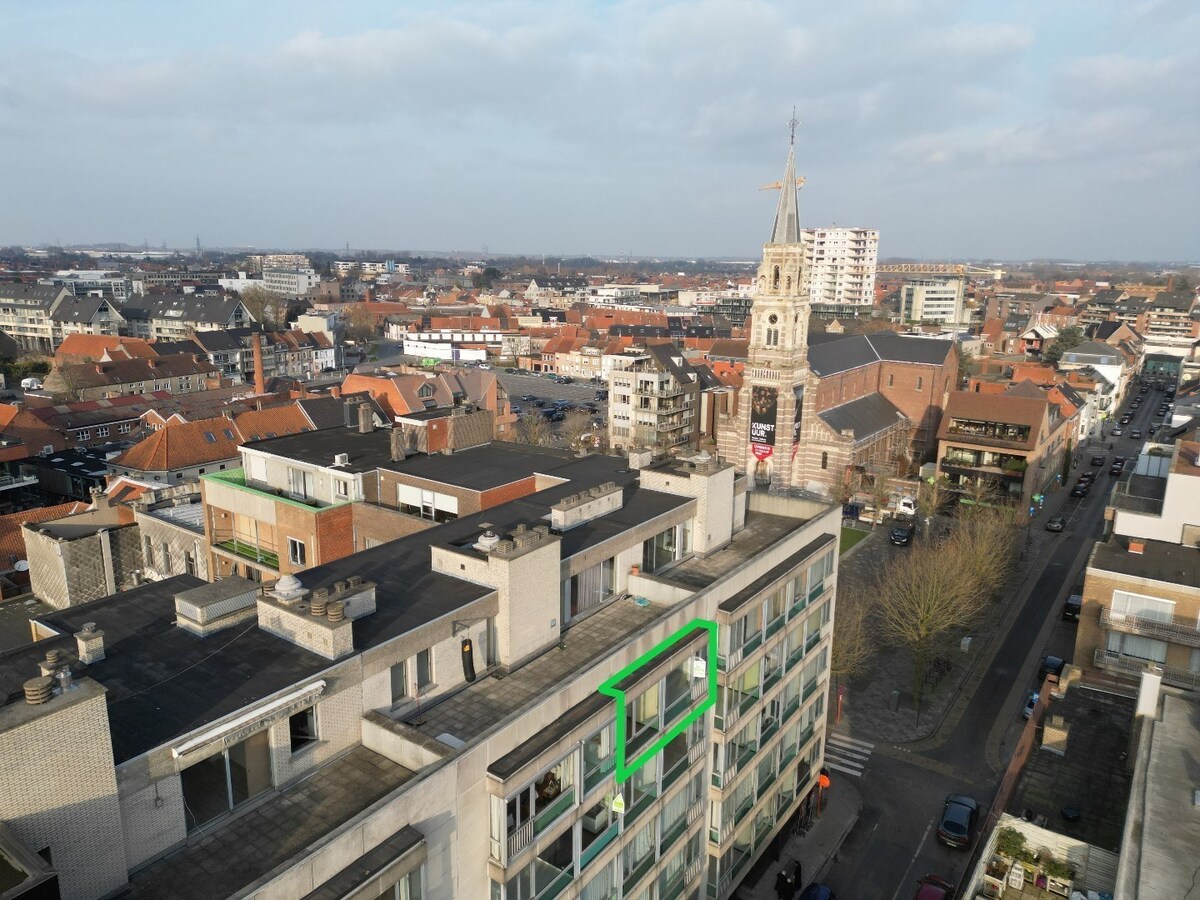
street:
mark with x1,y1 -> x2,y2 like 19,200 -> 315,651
817,383 -> 1158,898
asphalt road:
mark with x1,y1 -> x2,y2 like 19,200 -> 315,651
820,381 -> 1164,898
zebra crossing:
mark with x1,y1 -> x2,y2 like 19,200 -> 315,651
823,730 -> 874,778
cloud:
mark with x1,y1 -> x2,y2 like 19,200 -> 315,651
0,0 -> 1195,260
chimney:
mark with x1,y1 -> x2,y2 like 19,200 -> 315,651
390,427 -> 406,461
358,403 -> 373,434
252,332 -> 266,394
75,622 -> 105,664
1128,539 -> 1145,555
24,676 -> 54,705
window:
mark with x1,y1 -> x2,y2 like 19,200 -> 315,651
118,422 -> 132,434
375,869 -> 422,900
77,429 -> 90,441
288,538 -> 306,567
181,730 -> 272,831
289,706 -> 318,753
887,373 -> 894,387
96,425 -> 109,437
415,649 -> 433,690
161,542 -> 172,571
821,451 -> 828,469
335,479 -> 349,499
185,551 -> 196,576
915,377 -> 923,391
287,467 -> 313,499
390,661 -> 409,705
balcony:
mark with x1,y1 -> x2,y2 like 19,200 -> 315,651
1101,608 -> 1200,648
202,468 -> 343,511
1094,648 -> 1200,690
0,474 -> 38,491
633,384 -> 686,398
214,538 -> 279,570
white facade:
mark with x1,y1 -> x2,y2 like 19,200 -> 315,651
263,268 -> 320,297
900,278 -> 965,324
801,227 -> 878,307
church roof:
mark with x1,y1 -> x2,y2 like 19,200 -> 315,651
817,393 -> 906,442
806,332 -> 954,376
769,145 -> 801,244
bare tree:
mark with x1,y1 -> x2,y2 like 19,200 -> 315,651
831,590 -> 874,689
868,471 -> 892,529
345,303 -> 378,344
951,503 -> 1019,603
239,286 -> 286,330
558,409 -> 594,449
915,477 -> 950,540
875,539 -> 986,702
834,472 -> 856,505
517,412 -> 552,446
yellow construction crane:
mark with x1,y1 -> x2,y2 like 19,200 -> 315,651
877,263 -> 1005,281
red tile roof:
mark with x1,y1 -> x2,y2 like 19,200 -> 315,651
0,502 -> 88,567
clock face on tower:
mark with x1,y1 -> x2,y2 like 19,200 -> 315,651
768,314 -> 778,324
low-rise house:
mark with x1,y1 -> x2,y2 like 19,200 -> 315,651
41,354 -> 223,401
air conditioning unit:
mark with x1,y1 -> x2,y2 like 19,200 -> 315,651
332,453 -> 349,467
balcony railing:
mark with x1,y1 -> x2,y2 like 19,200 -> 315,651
507,820 -> 533,859
214,538 -> 279,570
1093,649 -> 1200,690
1101,608 -> 1200,648
537,866 -> 574,900
580,822 -> 618,870
633,384 -> 686,398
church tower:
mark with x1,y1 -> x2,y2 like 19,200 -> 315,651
726,135 -> 812,490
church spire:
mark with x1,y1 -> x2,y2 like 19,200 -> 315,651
769,112 -> 801,245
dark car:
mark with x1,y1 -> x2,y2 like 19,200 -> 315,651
510,405 -> 522,415
1063,595 -> 1082,621
1039,655 -> 1066,680
1077,471 -> 1096,482
798,886 -> 837,900
520,394 -> 537,402
1109,463 -> 1124,475
558,375 -> 574,384
1090,455 -> 1105,466
913,876 -> 955,900
1045,516 -> 1066,532
890,522 -> 916,545
1130,429 -> 1142,439
548,411 -> 566,422
504,367 -> 517,374
532,399 -> 547,407
937,794 -> 978,848
594,390 -> 609,401
1111,426 -> 1123,436
1070,483 -> 1090,497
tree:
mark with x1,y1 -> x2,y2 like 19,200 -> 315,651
558,409 -> 595,449
834,472 -> 856,505
517,412 -> 552,446
875,539 -> 988,703
868,471 -> 892,529
1043,326 -> 1085,366
957,348 -> 978,384
915,477 -> 949,540
239,286 -> 286,330
831,590 -> 874,689
345,303 -> 378,344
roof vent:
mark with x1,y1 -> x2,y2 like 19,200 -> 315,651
272,574 -> 306,601
475,531 -> 500,552
1128,539 -> 1145,555
24,676 -> 54,705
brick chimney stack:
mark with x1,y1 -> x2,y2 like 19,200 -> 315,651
252,333 -> 266,395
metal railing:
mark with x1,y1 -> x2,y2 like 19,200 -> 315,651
1093,649 -> 1200,690
507,819 -> 533,859
1101,608 -> 1200,649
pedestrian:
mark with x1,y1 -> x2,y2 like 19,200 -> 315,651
790,860 -> 804,898
775,868 -> 793,900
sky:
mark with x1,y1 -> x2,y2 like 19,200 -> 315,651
1,0 -> 1197,262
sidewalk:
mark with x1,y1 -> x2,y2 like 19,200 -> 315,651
733,780 -> 863,899
835,469 -> 1088,746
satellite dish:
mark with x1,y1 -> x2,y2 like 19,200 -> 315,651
14,560 -> 29,572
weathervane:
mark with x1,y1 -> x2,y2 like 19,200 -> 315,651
788,106 -> 799,146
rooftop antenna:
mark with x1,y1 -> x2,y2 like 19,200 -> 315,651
195,234 -> 201,256
788,106 -> 799,146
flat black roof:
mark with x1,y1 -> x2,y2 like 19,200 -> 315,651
244,429 -> 587,490
1091,534 -> 1200,586
0,576 -> 334,764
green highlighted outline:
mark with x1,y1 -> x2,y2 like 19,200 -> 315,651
598,618 -> 718,784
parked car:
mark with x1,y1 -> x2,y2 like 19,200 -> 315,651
1039,655 -> 1066,681
505,367 -> 517,374
1109,463 -> 1124,476
549,411 -> 566,422
1045,516 -> 1067,532
477,363 -> 492,370
1090,455 -> 1105,466
1062,595 -> 1082,621
558,375 -> 574,384
1111,426 -> 1123,436
520,394 -> 537,402
937,794 -> 978,848
890,522 -> 916,545
532,399 -> 547,407
1077,471 -> 1096,482
1022,691 -> 1039,719
913,876 -> 956,900
511,405 -> 522,415
594,390 -> 609,401
799,886 -> 837,900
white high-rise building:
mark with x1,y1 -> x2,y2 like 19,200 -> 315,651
900,278 -> 965,324
801,227 -> 878,309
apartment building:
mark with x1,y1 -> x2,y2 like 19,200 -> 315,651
0,439 -> 838,900
1057,341 -> 1137,415
120,294 -> 256,340
936,384 -> 1075,508
899,278 -> 965,324
608,344 -> 715,453
1076,436 -> 1200,690
263,268 -> 322,297
332,260 -> 411,278
1141,290 -> 1199,352
0,284 -> 115,354
40,354 -> 222,401
44,270 -> 134,302
801,227 -> 878,311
